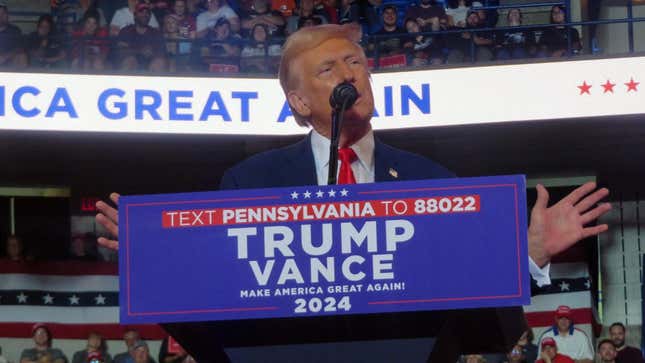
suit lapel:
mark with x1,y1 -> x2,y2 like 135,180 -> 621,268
374,138 -> 400,182
280,133 -> 318,186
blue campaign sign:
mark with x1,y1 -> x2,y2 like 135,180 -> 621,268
119,175 -> 529,324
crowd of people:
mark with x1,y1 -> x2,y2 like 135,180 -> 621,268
1,234 -> 109,262
0,315 -> 642,363
0,326 -> 194,363
0,0 -> 582,74
460,306 -> 645,363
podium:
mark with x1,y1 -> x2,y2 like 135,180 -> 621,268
119,177 -> 531,362
161,307 -> 528,362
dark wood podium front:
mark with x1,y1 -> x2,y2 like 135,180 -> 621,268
161,306 -> 527,363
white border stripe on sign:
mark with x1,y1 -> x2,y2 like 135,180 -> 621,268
0,274 -> 118,292
0,306 -> 118,323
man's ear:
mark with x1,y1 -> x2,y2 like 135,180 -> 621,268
287,90 -> 311,118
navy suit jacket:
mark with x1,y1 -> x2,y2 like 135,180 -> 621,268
219,132 -> 545,296
220,133 -> 455,190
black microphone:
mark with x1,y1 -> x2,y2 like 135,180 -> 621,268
329,82 -> 359,110
327,82 -> 358,185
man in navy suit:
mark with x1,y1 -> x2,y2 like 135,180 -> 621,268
96,23 -> 611,362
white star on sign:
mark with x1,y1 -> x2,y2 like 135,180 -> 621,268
303,191 -> 312,199
17,292 -> 28,304
316,190 -> 324,198
69,295 -> 80,305
94,294 -> 106,305
43,294 -> 54,304
559,281 -> 570,291
290,191 -> 299,199
340,189 -> 349,197
328,189 -> 336,197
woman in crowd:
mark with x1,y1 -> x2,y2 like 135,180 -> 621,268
495,8 -> 536,60
61,0 -> 106,28
538,5 -> 581,57
25,15 -> 66,68
163,13 -> 181,56
70,10 -> 109,71
71,332 -> 112,363
2,235 -> 31,262
446,0 -> 472,28
403,18 -> 444,66
240,23 -> 282,70
172,0 -> 196,40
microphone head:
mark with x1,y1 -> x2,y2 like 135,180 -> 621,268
329,82 -> 359,109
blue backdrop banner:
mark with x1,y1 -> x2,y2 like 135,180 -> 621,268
119,175 -> 530,324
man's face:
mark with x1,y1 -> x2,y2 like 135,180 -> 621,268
84,17 -> 98,35
252,25 -> 267,42
599,342 -> 617,362
208,0 -> 220,10
300,0 -> 314,15
0,7 -> 8,28
543,345 -> 557,359
466,12 -> 479,26
556,316 -> 571,333
173,0 -> 186,15
88,334 -> 102,350
609,326 -> 626,347
132,346 -> 149,363
7,237 -> 21,258
123,331 -> 140,348
135,8 -> 151,26
551,6 -> 565,23
33,327 -> 49,346
288,37 -> 374,135
253,0 -> 268,13
215,23 -> 230,39
382,8 -> 397,27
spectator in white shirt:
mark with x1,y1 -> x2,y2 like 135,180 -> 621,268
538,305 -> 594,363
195,0 -> 240,38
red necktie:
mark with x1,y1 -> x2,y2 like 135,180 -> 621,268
338,147 -> 357,184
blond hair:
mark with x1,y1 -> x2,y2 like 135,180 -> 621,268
278,23 -> 363,126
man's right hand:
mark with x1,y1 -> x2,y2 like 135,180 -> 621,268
96,193 -> 120,250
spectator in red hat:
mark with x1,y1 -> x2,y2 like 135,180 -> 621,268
20,324 -> 68,363
536,338 -> 575,363
116,2 -> 168,72
72,332 -> 112,363
537,306 -> 594,363
111,0 -> 160,36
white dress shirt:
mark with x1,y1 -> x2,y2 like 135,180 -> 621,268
309,129 -> 551,286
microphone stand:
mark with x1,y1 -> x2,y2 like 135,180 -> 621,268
327,98 -> 351,185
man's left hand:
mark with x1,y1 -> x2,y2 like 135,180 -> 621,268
528,182 -> 611,268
